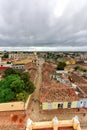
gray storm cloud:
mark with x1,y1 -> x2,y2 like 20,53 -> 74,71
0,0 -> 87,48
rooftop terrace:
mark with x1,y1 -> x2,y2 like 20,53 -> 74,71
26,116 -> 81,130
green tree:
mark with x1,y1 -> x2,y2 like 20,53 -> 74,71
3,68 -> 16,77
57,62 -> 66,70
3,52 -> 9,58
0,75 -> 20,89
16,91 -> 28,101
0,75 -> 24,102
10,79 -> 24,93
3,68 -> 21,77
0,68 -> 35,102
74,66 -> 86,72
74,66 -> 80,70
0,88 -> 15,103
21,72 -> 30,83
26,81 -> 36,94
5,75 -> 21,87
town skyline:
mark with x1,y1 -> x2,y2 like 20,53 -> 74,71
0,46 -> 87,52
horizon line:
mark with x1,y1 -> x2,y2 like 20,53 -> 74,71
0,46 -> 87,52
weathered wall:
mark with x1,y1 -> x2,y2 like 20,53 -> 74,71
42,100 -> 87,110
0,95 -> 31,111
0,101 -> 24,111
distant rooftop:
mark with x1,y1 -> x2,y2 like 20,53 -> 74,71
12,59 -> 33,65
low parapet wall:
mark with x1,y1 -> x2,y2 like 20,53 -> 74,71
25,95 -> 31,110
26,116 -> 81,130
0,95 -> 31,111
0,101 -> 24,111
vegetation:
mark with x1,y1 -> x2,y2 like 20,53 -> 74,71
74,66 -> 86,72
44,52 -> 61,62
21,72 -> 30,83
0,68 -> 36,103
3,68 -> 16,77
57,62 -> 66,70
3,52 -> 9,58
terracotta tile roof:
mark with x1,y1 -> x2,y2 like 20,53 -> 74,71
40,63 -> 78,103
70,73 -> 87,84
40,82 -> 78,102
78,84 -> 87,96
0,111 -> 26,130
70,73 -> 87,97
25,62 -> 37,69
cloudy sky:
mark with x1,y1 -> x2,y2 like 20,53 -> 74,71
0,0 -> 87,51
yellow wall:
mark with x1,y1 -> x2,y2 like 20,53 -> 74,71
66,61 -> 70,65
52,102 -> 58,109
42,102 -> 48,110
63,102 -> 68,108
13,59 -> 33,65
71,60 -> 76,65
71,101 -> 77,108
0,95 -> 31,111
0,102 -> 24,111
42,101 -> 77,110
65,59 -> 76,65
27,119 -> 81,130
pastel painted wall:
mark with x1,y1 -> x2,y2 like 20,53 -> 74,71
82,98 -> 87,108
12,65 -> 24,69
77,99 -> 84,108
63,102 -> 68,108
0,101 -> 24,111
42,100 -> 87,110
42,102 -> 48,110
42,102 -> 67,109
71,101 -> 77,108
0,95 -> 31,111
83,99 -> 87,108
77,101 -> 80,108
48,103 -> 52,110
52,102 -> 58,109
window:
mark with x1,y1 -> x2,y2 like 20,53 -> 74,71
67,102 -> 71,108
21,66 -> 23,69
58,103 -> 63,108
80,101 -> 83,107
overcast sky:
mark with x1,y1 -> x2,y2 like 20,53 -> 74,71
0,0 -> 87,50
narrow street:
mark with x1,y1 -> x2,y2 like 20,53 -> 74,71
28,58 -> 43,121
0,59 -> 86,130
27,59 -> 87,129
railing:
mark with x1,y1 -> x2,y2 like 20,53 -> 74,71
26,116 -> 81,130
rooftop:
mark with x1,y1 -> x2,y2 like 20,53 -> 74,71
40,63 -> 78,103
70,73 -> 87,97
70,73 -> 87,84
40,81 -> 78,102
12,59 -> 33,65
